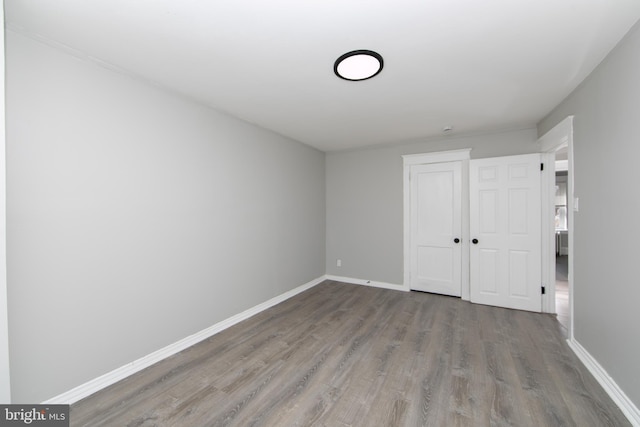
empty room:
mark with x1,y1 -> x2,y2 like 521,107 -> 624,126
1,1 -> 640,426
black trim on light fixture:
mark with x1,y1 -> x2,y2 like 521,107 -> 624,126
334,50 -> 384,81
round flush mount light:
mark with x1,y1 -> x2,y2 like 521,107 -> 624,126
334,50 -> 384,81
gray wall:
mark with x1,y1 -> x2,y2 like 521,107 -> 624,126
6,30 -> 325,403
538,21 -> 640,407
326,128 -> 539,285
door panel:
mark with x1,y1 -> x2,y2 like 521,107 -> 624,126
479,249 -> 499,294
410,161 -> 462,296
470,154 -> 541,312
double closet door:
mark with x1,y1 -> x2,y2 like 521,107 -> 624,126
409,153 -> 541,312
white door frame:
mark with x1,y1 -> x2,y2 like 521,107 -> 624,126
539,116 -> 575,338
403,149 -> 471,299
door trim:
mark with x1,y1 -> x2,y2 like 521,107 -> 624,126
403,149 -> 471,298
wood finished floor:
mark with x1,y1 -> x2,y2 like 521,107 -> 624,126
70,280 -> 629,426
555,256 -> 569,332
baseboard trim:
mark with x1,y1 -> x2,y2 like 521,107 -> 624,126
567,338 -> 640,426
42,276 -> 326,405
324,275 -> 408,292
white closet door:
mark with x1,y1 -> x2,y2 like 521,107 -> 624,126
410,161 -> 462,296
470,154 -> 542,312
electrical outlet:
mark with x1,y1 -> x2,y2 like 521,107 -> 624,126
337,259 -> 342,267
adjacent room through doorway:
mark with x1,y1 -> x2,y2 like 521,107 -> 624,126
555,149 -> 570,333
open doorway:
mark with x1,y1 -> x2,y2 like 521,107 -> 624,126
555,149 -> 569,332
539,116 -> 574,339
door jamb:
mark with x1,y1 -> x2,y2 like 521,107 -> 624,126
540,150 -> 558,314
402,149 -> 472,298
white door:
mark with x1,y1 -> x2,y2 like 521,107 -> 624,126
410,161 -> 462,296
470,154 -> 541,312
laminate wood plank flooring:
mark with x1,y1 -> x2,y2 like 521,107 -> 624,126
556,255 -> 570,332
70,280 -> 629,426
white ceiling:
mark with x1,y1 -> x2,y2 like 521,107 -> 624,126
6,1 -> 640,152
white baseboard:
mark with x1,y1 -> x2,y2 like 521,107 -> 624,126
324,274 -> 408,292
43,276 -> 326,405
567,338 -> 640,426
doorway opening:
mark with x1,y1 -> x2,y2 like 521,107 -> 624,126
539,116 -> 574,339
554,150 -> 569,332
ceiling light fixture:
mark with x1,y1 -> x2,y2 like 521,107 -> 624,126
334,50 -> 384,81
